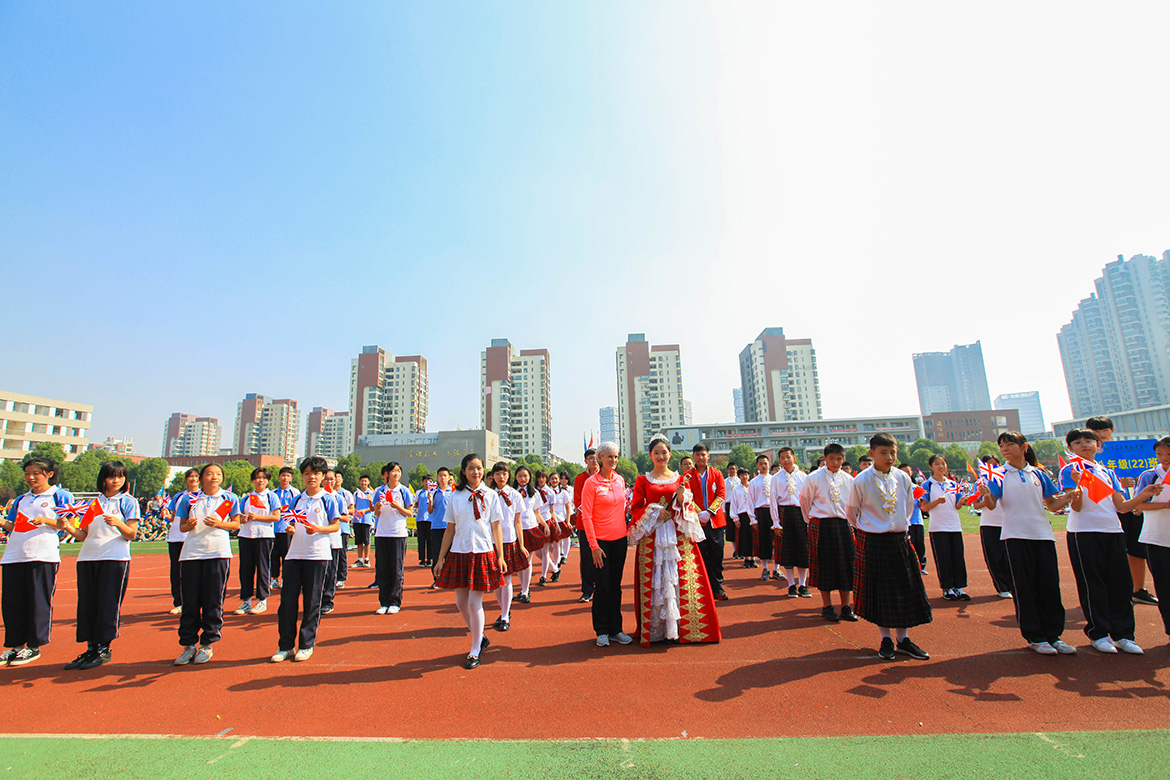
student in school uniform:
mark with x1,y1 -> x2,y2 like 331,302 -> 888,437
372,462 -> 414,614
733,469 -> 754,565
513,465 -> 548,602
235,468 -> 280,616
1087,416 -> 1159,606
684,443 -> 728,600
901,465 -> 927,575
1133,436 -> 1170,642
972,455 -> 1014,598
271,456 -> 340,663
533,470 -> 561,585
58,461 -> 139,670
414,472 -> 433,568
426,469 -> 451,589
748,455 -> 778,581
270,467 -> 300,590
977,432 -> 1079,654
1059,428 -> 1156,654
919,455 -> 970,601
333,472 -> 354,589
557,471 -> 575,566
771,447 -> 810,597
319,470 -> 352,614
489,462 -> 527,631
174,463 -> 241,666
1,457 -> 74,667
548,472 -> 570,566
164,469 -> 200,615
351,475 -> 375,568
847,434 -> 932,661
724,462 -> 740,553
433,453 -> 507,669
801,443 -> 857,622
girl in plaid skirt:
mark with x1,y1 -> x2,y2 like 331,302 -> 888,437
433,454 -> 508,669
489,462 -> 528,632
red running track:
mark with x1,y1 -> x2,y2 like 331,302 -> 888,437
2,533 -> 1168,740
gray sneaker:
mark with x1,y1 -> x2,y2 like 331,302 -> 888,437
174,645 -> 198,666
193,645 -> 214,664
610,632 -> 634,645
595,634 -> 610,647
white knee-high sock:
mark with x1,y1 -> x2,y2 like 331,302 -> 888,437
468,591 -> 485,655
496,579 -> 513,619
519,564 -> 532,594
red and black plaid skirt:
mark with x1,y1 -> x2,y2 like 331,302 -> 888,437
502,540 -> 530,574
809,517 -> 853,591
556,520 -> 573,541
852,529 -> 932,629
523,527 -> 548,550
435,551 -> 505,592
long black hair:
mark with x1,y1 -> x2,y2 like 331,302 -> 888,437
997,431 -> 1039,468
455,452 -> 483,492
512,464 -> 535,498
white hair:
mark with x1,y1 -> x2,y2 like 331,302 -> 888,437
596,441 -> 619,458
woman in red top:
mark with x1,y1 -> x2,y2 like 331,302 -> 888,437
628,435 -> 722,647
579,442 -> 630,647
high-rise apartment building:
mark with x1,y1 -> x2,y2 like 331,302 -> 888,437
305,407 -> 349,460
738,328 -> 823,423
732,388 -> 745,423
599,406 -> 618,445
349,346 -> 429,450
616,334 -> 686,457
481,339 -> 552,460
994,392 -> 1046,435
0,391 -> 92,461
233,394 -> 299,462
1057,252 -> 1170,418
162,412 -> 221,458
912,341 -> 992,416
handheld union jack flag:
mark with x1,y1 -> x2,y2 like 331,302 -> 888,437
978,462 -> 1005,486
54,502 -> 88,522
281,506 -> 308,526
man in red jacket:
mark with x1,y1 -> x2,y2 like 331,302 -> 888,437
572,448 -> 600,603
685,443 -> 728,600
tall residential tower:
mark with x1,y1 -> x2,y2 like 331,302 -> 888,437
738,328 -> 822,423
616,334 -> 686,457
348,346 -> 429,450
480,339 -> 552,460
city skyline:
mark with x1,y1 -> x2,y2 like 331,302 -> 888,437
4,5 -> 1169,460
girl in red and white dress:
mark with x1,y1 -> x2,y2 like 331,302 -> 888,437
513,466 -> 549,602
489,462 -> 527,632
534,470 -> 561,585
550,472 -> 574,566
433,453 -> 507,669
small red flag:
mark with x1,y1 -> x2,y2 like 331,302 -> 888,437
1058,454 -> 1068,470
248,494 -> 267,510
13,512 -> 36,533
79,500 -> 104,529
1078,468 -> 1116,504
1161,470 -> 1170,486
215,499 -> 234,520
913,485 -> 926,500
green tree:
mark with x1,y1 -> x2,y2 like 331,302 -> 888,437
59,448 -> 113,494
167,470 -> 191,494
906,438 -> 943,474
556,462 -> 584,481
25,442 -> 66,474
844,445 -> 868,467
0,459 -> 24,502
728,444 -> 757,473
633,452 -> 653,475
333,453 -> 365,490
942,444 -> 973,475
1032,438 -> 1065,472
976,441 -> 1001,461
407,463 -> 432,492
614,457 -> 637,487
129,458 -> 170,498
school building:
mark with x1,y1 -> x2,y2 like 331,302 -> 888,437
0,391 -> 93,462
353,429 -> 501,476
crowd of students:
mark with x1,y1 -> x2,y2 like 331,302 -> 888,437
1,412 -> 1166,671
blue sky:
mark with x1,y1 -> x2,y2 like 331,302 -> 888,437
3,2 -> 1169,458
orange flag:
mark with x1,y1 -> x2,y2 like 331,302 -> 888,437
1078,468 -> 1117,504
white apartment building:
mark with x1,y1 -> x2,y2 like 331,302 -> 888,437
739,327 -> 823,423
349,346 -> 429,450
481,338 -> 552,460
0,391 -> 92,461
162,412 -> 221,458
616,334 -> 686,457
305,407 -> 350,460
234,393 -> 299,463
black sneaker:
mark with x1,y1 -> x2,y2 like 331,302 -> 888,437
896,638 -> 929,660
877,637 -> 896,660
1133,589 -> 1160,606
65,648 -> 96,670
742,559 -> 752,569
550,570 -> 560,583
321,604 -> 335,614
787,584 -> 798,598
497,619 -> 510,632
770,570 -> 781,580
956,590 -> 971,601
517,593 -> 531,604
798,585 -> 812,598
821,606 -> 840,622
942,590 -> 957,601
535,577 -> 546,587
78,646 -> 111,670
839,605 -> 859,622
577,594 -> 593,603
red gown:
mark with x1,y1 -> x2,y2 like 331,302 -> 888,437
629,473 -> 722,646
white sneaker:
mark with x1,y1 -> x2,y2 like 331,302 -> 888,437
1050,639 -> 1077,655
1091,637 -> 1118,654
169,606 -> 183,615
1028,642 -> 1058,655
270,649 -> 294,663
997,591 -> 1013,598
387,605 -> 401,614
596,634 -> 610,647
610,632 -> 634,645
251,600 -> 267,614
174,645 -> 197,666
193,645 -> 214,664
293,647 -> 314,662
234,600 -> 252,616
375,606 -> 390,615
336,581 -> 345,589
270,578 -> 279,589
1114,638 -> 1144,654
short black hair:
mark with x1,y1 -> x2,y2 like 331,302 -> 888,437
823,443 -> 845,457
183,467 -> 199,479
869,433 -> 898,449
584,448 -> 596,459
777,446 -> 795,456
1065,428 -> 1101,446
96,460 -> 129,494
278,466 -> 294,476
250,467 -> 271,481
692,443 -> 708,454
927,454 -> 946,467
737,468 -> 749,477
756,454 -> 769,464
858,455 -> 873,464
1155,437 -> 1170,451
1085,416 -> 1114,432
437,466 -> 451,476
381,461 -> 401,476
300,456 -> 328,475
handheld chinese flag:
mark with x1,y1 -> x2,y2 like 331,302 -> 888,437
1161,469 -> 1170,486
249,494 -> 267,510
12,512 -> 36,533
913,484 -> 926,500
1058,454 -> 1068,470
78,499 -> 103,529
1078,467 -> 1117,504
214,499 -> 234,520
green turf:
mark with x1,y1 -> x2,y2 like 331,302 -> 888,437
3,731 -> 1165,780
